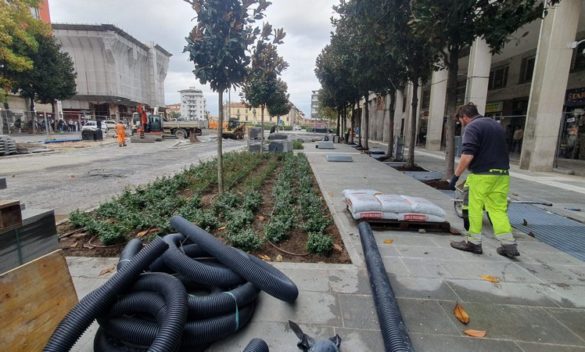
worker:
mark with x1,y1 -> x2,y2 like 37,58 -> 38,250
448,102 -> 519,258
116,120 -> 127,147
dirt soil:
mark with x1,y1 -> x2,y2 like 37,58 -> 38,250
423,179 -> 451,190
58,157 -> 351,264
394,164 -> 427,172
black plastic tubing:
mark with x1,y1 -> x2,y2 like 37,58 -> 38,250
243,338 -> 270,352
161,233 -> 245,288
118,238 -> 143,270
171,215 -> 298,302
44,238 -> 168,352
358,222 -> 413,352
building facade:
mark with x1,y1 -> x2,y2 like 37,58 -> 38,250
222,103 -> 295,126
52,24 -> 171,120
361,2 -> 585,173
311,90 -> 320,118
179,88 -> 206,121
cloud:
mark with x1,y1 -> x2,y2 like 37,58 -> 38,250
50,0 -> 339,116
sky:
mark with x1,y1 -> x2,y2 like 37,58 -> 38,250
49,0 -> 339,116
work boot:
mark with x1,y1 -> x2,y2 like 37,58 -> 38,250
497,243 -> 520,258
450,240 -> 483,254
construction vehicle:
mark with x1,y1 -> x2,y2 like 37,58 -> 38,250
131,110 -> 204,139
223,118 -> 246,139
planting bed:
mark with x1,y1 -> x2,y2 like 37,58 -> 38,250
59,151 -> 350,264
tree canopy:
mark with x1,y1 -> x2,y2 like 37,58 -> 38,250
0,0 -> 49,95
13,33 -> 77,112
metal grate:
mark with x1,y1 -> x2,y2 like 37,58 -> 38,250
508,203 -> 585,262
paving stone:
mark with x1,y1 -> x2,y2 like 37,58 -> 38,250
520,251 -> 585,266
381,256 -> 410,276
280,268 -> 330,292
65,256 -> 118,278
446,279 -> 561,307
71,276 -> 109,298
396,298 -> 460,335
389,275 -> 460,300
375,234 -> 441,247
410,333 -> 524,352
335,328 -> 385,352
437,302 -> 584,345
546,308 -> 585,342
206,321 -> 335,352
328,268 -> 371,294
543,284 -> 585,308
376,242 -> 401,257
253,291 -> 341,326
441,260 -> 541,283
401,258 -> 453,279
518,263 -> 585,286
395,245 -> 467,259
337,294 -> 379,330
515,342 -> 585,352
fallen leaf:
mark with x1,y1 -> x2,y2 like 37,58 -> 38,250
464,329 -> 486,338
258,254 -> 271,261
480,275 -> 500,284
257,215 -> 265,222
136,230 -> 150,238
333,243 -> 343,252
217,226 -> 226,231
383,239 -> 394,245
275,255 -> 283,262
99,265 -> 115,276
453,303 -> 470,325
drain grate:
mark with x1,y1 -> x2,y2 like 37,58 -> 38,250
508,203 -> 585,262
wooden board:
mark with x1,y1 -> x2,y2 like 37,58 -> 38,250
0,200 -> 22,232
0,250 -> 78,351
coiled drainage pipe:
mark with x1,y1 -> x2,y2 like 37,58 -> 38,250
357,222 -> 413,352
44,238 -> 168,352
243,338 -> 269,352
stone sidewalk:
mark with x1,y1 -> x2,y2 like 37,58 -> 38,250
69,142 -> 585,352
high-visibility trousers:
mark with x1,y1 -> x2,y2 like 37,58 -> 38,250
465,173 -> 514,244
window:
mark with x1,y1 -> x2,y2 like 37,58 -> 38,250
488,66 -> 509,90
519,57 -> 535,84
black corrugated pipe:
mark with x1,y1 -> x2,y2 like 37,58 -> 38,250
243,338 -> 269,352
94,328 -> 211,352
357,222 -> 413,352
161,232 -> 245,288
101,301 -> 257,346
171,216 -> 298,302
117,238 -> 143,270
44,238 -> 168,352
131,272 -> 188,352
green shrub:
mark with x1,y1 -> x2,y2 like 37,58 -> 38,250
213,192 -> 240,216
227,227 -> 263,252
226,209 -> 255,233
307,233 -> 333,255
293,140 -> 304,150
242,192 -> 262,212
304,213 -> 331,234
69,209 -> 93,229
264,216 -> 291,243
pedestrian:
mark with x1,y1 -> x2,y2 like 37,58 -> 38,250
512,126 -> 523,153
449,102 -> 519,258
116,121 -> 127,147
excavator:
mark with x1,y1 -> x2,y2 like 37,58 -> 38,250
209,117 -> 245,139
134,104 -> 162,138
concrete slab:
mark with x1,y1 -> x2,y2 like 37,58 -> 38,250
397,298 -> 460,335
410,333 -> 524,352
546,308 -> 585,342
253,291 -> 341,326
438,302 -> 584,345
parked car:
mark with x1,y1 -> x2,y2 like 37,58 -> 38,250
81,120 -> 108,134
103,119 -> 117,130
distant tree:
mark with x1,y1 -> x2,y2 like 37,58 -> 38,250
410,0 -> 545,178
266,78 -> 291,122
0,0 -> 48,105
13,34 -> 77,115
241,22 -> 287,150
184,0 -> 268,193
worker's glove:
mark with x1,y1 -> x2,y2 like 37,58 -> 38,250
448,175 -> 460,190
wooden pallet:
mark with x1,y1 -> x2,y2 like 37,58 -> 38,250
367,219 -> 451,233
0,250 -> 78,351
0,200 -> 22,232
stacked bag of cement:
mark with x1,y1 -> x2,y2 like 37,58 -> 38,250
343,189 -> 446,222
0,135 -> 17,156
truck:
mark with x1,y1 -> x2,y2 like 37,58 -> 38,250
209,118 -> 245,139
131,113 -> 206,139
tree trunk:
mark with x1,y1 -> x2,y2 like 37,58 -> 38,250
261,104 -> 265,152
51,100 -> 56,117
444,48 -> 460,179
386,92 -> 395,158
217,91 -> 224,194
350,108 -> 354,144
364,95 -> 369,150
336,109 -> 341,138
406,80 -> 419,168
